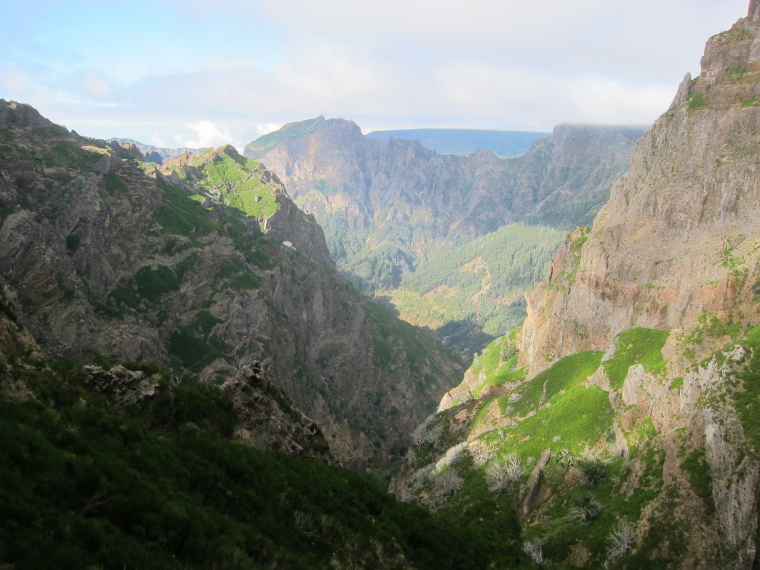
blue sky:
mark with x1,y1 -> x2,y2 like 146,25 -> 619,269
0,0 -> 750,150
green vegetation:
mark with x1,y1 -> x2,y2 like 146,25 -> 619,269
109,265 -> 179,310
104,172 -> 129,194
680,448 -> 715,513
379,223 -> 564,353
179,149 -> 280,220
687,92 -> 708,111
604,328 -> 669,389
0,375 -> 525,569
734,325 -> 760,452
65,233 -> 81,253
155,178 -> 217,239
41,141 -> 100,170
725,63 -> 747,82
364,301 -> 463,392
168,325 -> 230,372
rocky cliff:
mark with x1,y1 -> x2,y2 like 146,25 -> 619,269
0,100 -> 465,469
391,4 -> 760,568
521,5 -> 760,375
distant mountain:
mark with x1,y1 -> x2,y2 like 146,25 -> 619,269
366,128 -> 550,156
109,137 -> 207,165
245,119 -> 644,351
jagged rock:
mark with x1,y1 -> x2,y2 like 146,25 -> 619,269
246,117 -> 644,293
521,5 -> 760,374
522,448 -> 552,516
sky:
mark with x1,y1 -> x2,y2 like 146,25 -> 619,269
0,0 -> 751,151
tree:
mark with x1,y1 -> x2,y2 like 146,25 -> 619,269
608,520 -> 637,561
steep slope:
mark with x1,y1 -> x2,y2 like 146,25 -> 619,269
521,8 -> 760,374
393,4 -> 760,568
0,100 -> 465,469
245,119 -> 642,289
0,291 -> 524,569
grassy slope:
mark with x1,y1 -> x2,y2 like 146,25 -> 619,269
399,325 -> 702,567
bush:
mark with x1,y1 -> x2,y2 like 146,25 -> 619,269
578,458 -> 608,486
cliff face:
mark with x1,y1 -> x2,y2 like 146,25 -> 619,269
246,117 -> 644,292
0,100 -> 464,468
392,5 -> 760,568
521,6 -> 760,374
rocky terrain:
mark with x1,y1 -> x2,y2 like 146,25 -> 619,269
0,101 -> 465,470
391,3 -> 760,568
111,138 -> 207,165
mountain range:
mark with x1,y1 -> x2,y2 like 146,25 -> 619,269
244,118 -> 645,353
392,2 -> 760,567
2,1 -> 760,568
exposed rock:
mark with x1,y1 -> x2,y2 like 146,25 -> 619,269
521,7 -> 760,374
0,100 -> 464,469
522,448 -> 552,516
246,117 -> 644,293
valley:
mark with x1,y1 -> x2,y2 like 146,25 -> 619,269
2,1 -> 760,568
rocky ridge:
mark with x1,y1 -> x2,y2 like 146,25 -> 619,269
0,100 -> 464,468
521,7 -> 760,374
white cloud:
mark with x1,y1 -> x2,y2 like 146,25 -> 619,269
2,0 -> 750,144
181,120 -> 233,149
255,123 -> 280,137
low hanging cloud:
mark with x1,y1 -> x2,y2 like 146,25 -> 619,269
2,0 -> 748,146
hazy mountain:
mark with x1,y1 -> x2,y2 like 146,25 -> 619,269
366,128 -> 550,156
110,137 -> 208,165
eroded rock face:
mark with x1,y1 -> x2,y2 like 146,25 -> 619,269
0,101 -> 464,469
521,8 -> 760,375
